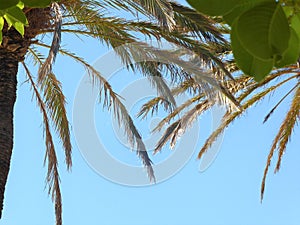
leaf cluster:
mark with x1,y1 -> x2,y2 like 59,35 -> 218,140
0,0 -> 58,42
188,0 -> 300,81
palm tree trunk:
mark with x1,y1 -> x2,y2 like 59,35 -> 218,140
0,50 -> 18,218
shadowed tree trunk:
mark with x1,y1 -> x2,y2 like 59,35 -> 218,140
0,25 -> 32,218
0,49 -> 18,219
0,7 -> 51,218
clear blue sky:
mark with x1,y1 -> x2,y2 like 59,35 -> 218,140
1,1 -> 300,225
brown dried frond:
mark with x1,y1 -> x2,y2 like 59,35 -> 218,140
137,97 -> 172,119
23,62 -> 63,225
48,47 -> 156,181
261,84 -> 300,201
155,100 -> 212,153
238,67 -> 298,103
224,75 -> 253,95
41,73 -> 72,169
38,2 -> 62,83
198,77 -> 297,160
153,95 -> 204,133
155,121 -> 180,154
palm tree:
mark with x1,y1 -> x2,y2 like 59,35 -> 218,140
0,0 -> 232,224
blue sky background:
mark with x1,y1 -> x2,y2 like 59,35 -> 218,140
0,1 -> 300,225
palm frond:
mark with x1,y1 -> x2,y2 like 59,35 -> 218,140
261,83 -> 300,201
198,74 -> 298,160
238,67 -> 298,103
137,97 -> 173,119
263,84 -> 299,123
170,2 -> 227,43
27,46 -> 45,65
154,94 -> 204,132
41,73 -> 72,169
155,121 -> 180,153
155,99 -> 212,153
120,0 -> 175,29
38,2 -> 62,84
22,62 -> 62,225
45,46 -> 156,181
27,47 -> 72,168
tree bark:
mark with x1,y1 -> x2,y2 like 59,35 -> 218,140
0,50 -> 18,219
0,8 -> 50,219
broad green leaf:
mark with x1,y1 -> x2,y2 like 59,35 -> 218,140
231,22 -> 274,81
275,28 -> 300,67
224,0 -> 272,25
0,0 -> 19,10
5,6 -> 28,25
4,6 -> 27,35
12,21 -> 24,35
0,16 -> 3,29
16,1 -> 24,9
22,0 -> 52,8
283,6 -> 294,18
187,0 -> 242,16
236,2 -> 290,60
291,13 -> 300,38
0,16 -> 3,44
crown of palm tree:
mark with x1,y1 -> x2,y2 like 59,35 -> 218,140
0,1 -> 233,224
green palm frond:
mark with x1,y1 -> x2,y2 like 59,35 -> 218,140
60,1 -> 230,80
119,0 -> 175,29
170,2 -> 226,43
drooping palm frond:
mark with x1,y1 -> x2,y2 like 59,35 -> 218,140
38,44 -> 156,181
198,72 -> 299,160
137,76 -> 203,119
38,2 -> 62,83
261,83 -> 300,201
137,96 -> 173,119
28,46 -> 72,169
40,73 -> 72,168
152,95 -> 204,132
155,99 -> 212,153
154,121 -> 180,153
263,83 -> 299,123
34,2 -> 236,183
23,62 -> 63,225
